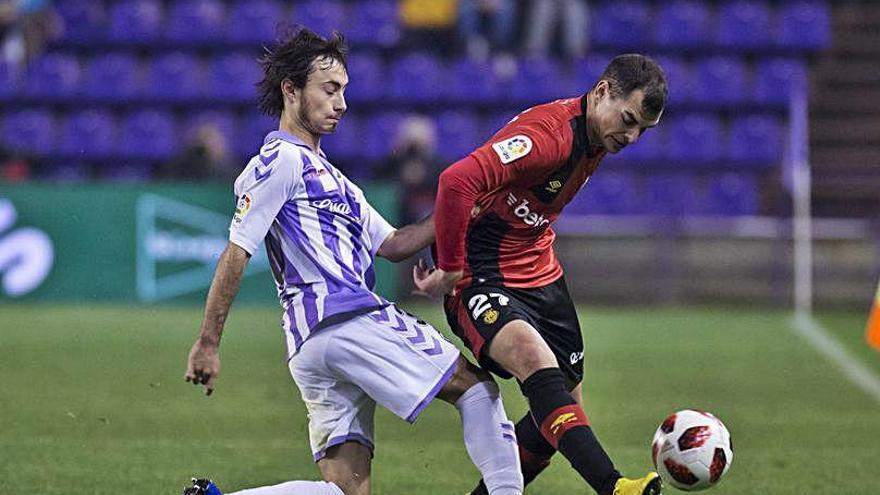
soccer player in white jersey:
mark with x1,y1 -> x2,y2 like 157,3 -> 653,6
182,27 -> 523,495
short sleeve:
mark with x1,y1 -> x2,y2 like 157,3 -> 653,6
229,147 -> 302,255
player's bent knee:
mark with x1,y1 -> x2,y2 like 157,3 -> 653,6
490,322 -> 558,381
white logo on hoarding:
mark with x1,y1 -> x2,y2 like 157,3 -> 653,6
0,198 -> 54,297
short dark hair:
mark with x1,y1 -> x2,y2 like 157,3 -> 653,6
257,26 -> 348,118
599,54 -> 668,119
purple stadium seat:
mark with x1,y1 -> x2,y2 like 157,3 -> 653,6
573,53 -> 612,90
654,1 -> 712,48
717,0 -> 773,48
238,113 -> 277,157
435,111 -> 481,163
108,0 -> 163,43
167,0 -> 225,42
694,57 -> 748,105
345,0 -> 399,47
146,52 -> 202,101
60,110 -> 117,158
388,53 -> 443,103
447,58 -> 501,104
2,109 -> 55,154
726,115 -> 783,165
0,60 -> 19,101
25,53 -> 81,100
208,53 -> 259,101
345,52 -> 384,104
567,172 -> 641,215
777,1 -> 831,49
84,53 -> 141,101
623,121 -> 668,163
363,112 -> 404,161
511,58 -> 572,104
228,0 -> 282,43
667,114 -> 722,163
704,173 -> 759,216
292,0 -> 345,38
120,110 -> 176,159
484,112 -> 516,141
645,174 -> 699,216
593,1 -> 652,47
753,58 -> 808,104
652,56 -> 692,105
56,0 -> 106,42
321,113 -> 360,162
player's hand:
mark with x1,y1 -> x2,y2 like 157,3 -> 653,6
185,340 -> 220,396
413,259 -> 462,298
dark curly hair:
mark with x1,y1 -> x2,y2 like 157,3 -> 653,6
599,54 -> 668,120
257,26 -> 348,118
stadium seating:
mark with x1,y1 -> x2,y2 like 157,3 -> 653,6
108,0 -> 163,43
568,172 -> 642,215
345,0 -> 400,47
24,53 -> 81,100
228,0 -> 282,44
145,52 -> 202,101
593,0 -> 652,47
208,53 -> 260,101
654,1 -> 712,48
119,110 -> 177,160
60,110 -> 117,158
0,0 -> 831,215
167,0 -> 226,43
84,53 -> 141,101
704,173 -> 760,216
645,174 -> 700,216
716,0 -> 773,48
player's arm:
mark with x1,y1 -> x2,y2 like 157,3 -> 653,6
185,243 -> 250,395
376,214 -> 434,262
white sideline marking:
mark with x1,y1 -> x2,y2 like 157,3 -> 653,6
791,312 -> 880,405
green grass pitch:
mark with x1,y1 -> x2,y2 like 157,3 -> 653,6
1,303 -> 878,494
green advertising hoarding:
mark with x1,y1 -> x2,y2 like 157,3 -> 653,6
0,183 -> 398,304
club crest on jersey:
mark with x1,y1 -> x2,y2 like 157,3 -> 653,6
492,135 -> 533,164
232,193 -> 252,224
483,308 -> 499,324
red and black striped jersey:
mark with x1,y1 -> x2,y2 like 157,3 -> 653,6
434,95 -> 606,290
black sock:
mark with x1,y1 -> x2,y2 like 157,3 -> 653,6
520,368 -> 621,495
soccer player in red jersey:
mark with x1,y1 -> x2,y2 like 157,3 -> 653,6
415,54 -> 667,495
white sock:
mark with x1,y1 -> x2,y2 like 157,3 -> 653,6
456,381 -> 524,495
227,480 -> 344,495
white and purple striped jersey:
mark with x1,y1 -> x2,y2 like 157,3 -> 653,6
229,130 -> 395,358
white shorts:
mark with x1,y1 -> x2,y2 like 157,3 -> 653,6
288,304 -> 460,461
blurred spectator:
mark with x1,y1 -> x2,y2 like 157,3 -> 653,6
375,115 -> 443,225
1,0 -> 61,74
524,0 -> 590,58
0,144 -> 30,182
399,0 -> 458,54
457,0 -> 517,60
158,124 -> 237,182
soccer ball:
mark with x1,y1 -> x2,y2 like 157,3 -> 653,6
651,409 -> 733,491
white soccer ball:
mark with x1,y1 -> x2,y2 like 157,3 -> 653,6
651,409 -> 733,491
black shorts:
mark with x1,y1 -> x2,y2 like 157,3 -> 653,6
444,276 -> 584,387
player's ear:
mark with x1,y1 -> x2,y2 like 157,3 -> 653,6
595,79 -> 610,101
281,79 -> 298,104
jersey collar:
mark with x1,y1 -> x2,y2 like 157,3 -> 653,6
264,130 -> 327,157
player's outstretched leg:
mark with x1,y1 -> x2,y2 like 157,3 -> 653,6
438,357 -> 524,495
469,413 -> 556,495
183,478 -> 345,495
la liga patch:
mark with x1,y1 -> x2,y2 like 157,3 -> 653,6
232,193 -> 252,224
492,135 -> 533,164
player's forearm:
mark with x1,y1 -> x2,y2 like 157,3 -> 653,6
435,159 -> 482,272
198,243 -> 250,345
379,214 -> 434,262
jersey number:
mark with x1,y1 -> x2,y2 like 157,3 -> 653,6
467,293 -> 510,320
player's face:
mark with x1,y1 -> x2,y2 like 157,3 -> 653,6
591,83 -> 661,154
296,57 -> 348,135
